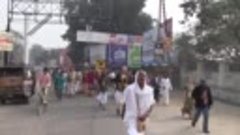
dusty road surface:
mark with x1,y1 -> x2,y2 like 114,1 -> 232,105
0,92 -> 239,135
149,92 -> 240,135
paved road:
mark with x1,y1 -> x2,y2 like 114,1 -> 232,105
0,92 -> 239,135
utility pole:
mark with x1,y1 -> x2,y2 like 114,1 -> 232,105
7,0 -> 67,66
155,0 -> 169,65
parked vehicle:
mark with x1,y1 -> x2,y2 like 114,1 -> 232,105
0,67 -> 34,104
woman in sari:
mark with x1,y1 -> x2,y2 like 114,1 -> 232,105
181,76 -> 195,119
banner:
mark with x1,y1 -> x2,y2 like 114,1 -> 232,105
107,45 -> 128,68
128,35 -> 143,46
164,18 -> 173,38
59,49 -> 74,72
109,34 -> 128,45
163,18 -> 173,51
142,41 -> 155,66
128,46 -> 141,68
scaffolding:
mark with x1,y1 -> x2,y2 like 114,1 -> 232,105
154,0 -> 174,66
6,0 -> 68,65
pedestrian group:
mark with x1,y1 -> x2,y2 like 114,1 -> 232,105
28,66 -> 213,135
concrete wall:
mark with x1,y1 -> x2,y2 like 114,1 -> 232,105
183,62 -> 240,105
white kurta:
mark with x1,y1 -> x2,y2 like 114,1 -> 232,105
115,91 -> 124,105
123,83 -> 155,135
160,78 -> 173,105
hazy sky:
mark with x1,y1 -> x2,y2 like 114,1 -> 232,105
0,0 -> 184,49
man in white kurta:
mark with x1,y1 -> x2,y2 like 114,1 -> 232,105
123,70 -> 155,135
160,75 -> 173,105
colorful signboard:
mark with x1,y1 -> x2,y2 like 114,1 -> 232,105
142,41 -> 155,66
107,45 -> 128,68
128,46 -> 141,68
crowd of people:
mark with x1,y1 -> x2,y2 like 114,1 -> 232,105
24,66 -> 213,135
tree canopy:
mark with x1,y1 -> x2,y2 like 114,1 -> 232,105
63,0 -> 153,63
178,0 -> 240,61
30,45 -> 60,66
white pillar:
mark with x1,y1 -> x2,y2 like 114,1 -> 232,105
196,61 -> 204,82
180,62 -> 187,87
218,61 -> 227,87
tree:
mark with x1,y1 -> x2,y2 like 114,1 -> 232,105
29,44 -> 47,66
181,0 -> 240,53
63,0 -> 153,63
180,0 -> 240,56
175,33 -> 196,63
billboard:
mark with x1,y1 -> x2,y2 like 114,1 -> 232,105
107,45 -> 128,68
76,30 -> 142,45
77,31 -> 110,44
128,46 -> 141,68
142,41 -> 155,66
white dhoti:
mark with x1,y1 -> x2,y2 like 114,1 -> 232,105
161,89 -> 170,105
67,83 -> 75,95
114,91 -> 124,115
160,78 -> 173,105
74,82 -> 80,93
96,92 -> 108,105
125,119 -> 145,135
114,91 -> 124,104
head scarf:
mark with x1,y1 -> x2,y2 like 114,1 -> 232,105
134,70 -> 148,86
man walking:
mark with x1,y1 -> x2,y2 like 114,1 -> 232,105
160,73 -> 173,105
191,80 -> 213,134
37,68 -> 52,114
123,70 -> 155,135
115,66 -> 130,116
